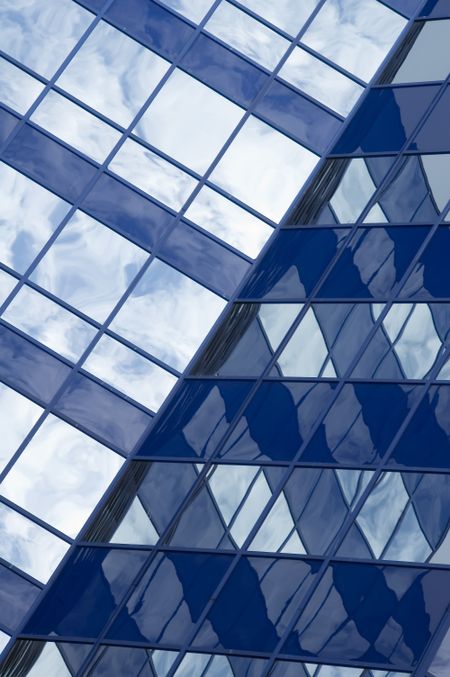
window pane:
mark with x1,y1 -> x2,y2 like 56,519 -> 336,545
0,57 -> 45,114
0,382 -> 43,473
0,269 -> 17,304
158,0 -> 215,23
393,19 -> 450,83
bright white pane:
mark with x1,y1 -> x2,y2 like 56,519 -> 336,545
0,162 -> 70,274
279,47 -> 364,116
0,415 -> 123,537
110,259 -> 226,371
109,138 -> 197,210
24,642 -> 71,677
205,1 -> 289,70
31,90 -> 122,163
2,284 -> 97,361
230,472 -> 272,547
209,465 -> 258,524
0,56 -> 45,114
185,186 -> 273,259
238,0 -> 319,34
211,116 -> 319,222
31,211 -> 148,323
135,69 -> 244,174
0,382 -> 43,473
0,502 -> 69,583
330,159 -> 376,223
251,493 -> 305,553
278,308 -> 336,377
158,0 -> 215,23
0,630 -> 9,655
83,335 -> 177,411
110,497 -> 158,545
57,20 -> 170,127
0,0 -> 92,78
0,269 -> 17,304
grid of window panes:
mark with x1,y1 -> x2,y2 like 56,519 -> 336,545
0,0 -> 432,672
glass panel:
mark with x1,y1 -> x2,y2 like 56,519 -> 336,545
0,382 -> 43,473
329,159 -> 377,223
0,630 -> 9,655
0,415 -> 123,537
110,259 -> 226,371
211,115 -> 319,221
31,90 -> 122,163
302,0 -> 407,81
428,625 -> 450,677
57,20 -> 170,127
109,138 -> 197,210
24,642 -> 71,677
158,0 -> 215,23
30,211 -> 148,323
82,334 -> 177,412
135,69 -> 243,174
0,162 -> 70,274
0,502 -> 69,583
1,284 -> 97,361
0,269 -> 17,303
237,0 -> 319,35
0,56 -> 45,114
185,186 -> 273,259
0,0 -> 92,78
205,2 -> 290,70
279,47 -> 364,116
393,19 -> 450,83
278,308 -> 336,377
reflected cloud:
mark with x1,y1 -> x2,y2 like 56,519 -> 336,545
238,0 -> 319,35
0,268 -> 17,304
0,381 -> 43,473
0,56 -> 44,114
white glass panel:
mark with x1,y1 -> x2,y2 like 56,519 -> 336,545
422,155 -> 450,212
0,0 -> 92,78
135,69 -> 243,174
83,335 -> 177,411
0,268 -> 17,303
279,47 -> 364,116
258,304 -> 302,351
302,0 -> 406,82
109,138 -> 197,210
384,503 -> 431,563
0,56 -> 45,114
251,493 -> 305,553
238,0 -> 319,35
0,162 -> 70,274
31,211 -> 148,323
2,285 -> 97,361
152,650 -> 178,677
335,469 -> 374,507
0,630 -> 9,655
208,465 -> 258,524
211,116 -> 319,222
25,642 -> 71,677
0,415 -> 123,538
278,308 -> 336,377
174,653 -> 211,677
158,0 -> 215,23
185,186 -> 273,258
330,159 -> 376,223
110,259 -> 226,371
0,502 -> 69,583
57,20 -> 169,127
110,497 -> 159,545
205,2 -> 290,70
31,90 -> 122,163
230,472 -> 272,546
0,382 -> 42,473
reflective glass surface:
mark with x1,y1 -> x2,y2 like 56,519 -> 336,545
0,56 -> 45,114
0,382 -> 42,473
158,0 -> 215,24
238,0 -> 319,35
393,19 -> 450,82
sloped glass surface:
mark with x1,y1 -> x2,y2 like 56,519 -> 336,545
238,0 -> 319,35
0,56 -> 45,114
0,382 -> 42,473
392,19 -> 450,82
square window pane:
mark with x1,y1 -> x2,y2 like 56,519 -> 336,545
0,162 -> 70,274
31,90 -> 122,163
0,57 -> 45,114
302,0 -> 407,82
158,0 -> 215,23
185,186 -> 273,258
238,0 -> 319,35
30,211 -> 148,323
0,502 -> 69,583
110,259 -> 226,371
0,0 -> 92,78
1,284 -> 97,362
57,20 -> 170,127
0,415 -> 123,537
83,335 -> 177,412
210,116 -> 319,222
205,1 -> 290,70
135,69 -> 244,174
0,382 -> 43,473
109,139 -> 198,210
279,47 -> 364,116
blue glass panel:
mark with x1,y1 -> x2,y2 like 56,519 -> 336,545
3,124 -> 97,203
82,173 -> 175,251
420,0 -> 450,17
391,386 -> 450,468
23,548 -> 149,637
0,563 -> 41,631
75,0 -> 105,11
400,227 -> 450,298
55,373 -> 152,454
408,473 -> 450,548
241,229 -> 349,300
0,107 -> 19,146
333,86 -> 439,154
410,86 -> 450,152
283,562 -> 450,669
106,0 -> 195,60
86,645 -> 151,676
255,82 -> 342,154
317,226 -> 428,299
137,380 -> 252,458
159,221 -> 249,297
180,33 -> 268,108
59,643 -> 94,674
0,325 -> 71,402
192,557 -> 319,653
221,381 -> 338,462
301,383 -> 421,465
107,552 -> 233,644
382,0 -> 422,15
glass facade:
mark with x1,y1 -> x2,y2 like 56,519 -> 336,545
0,0 -> 449,675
